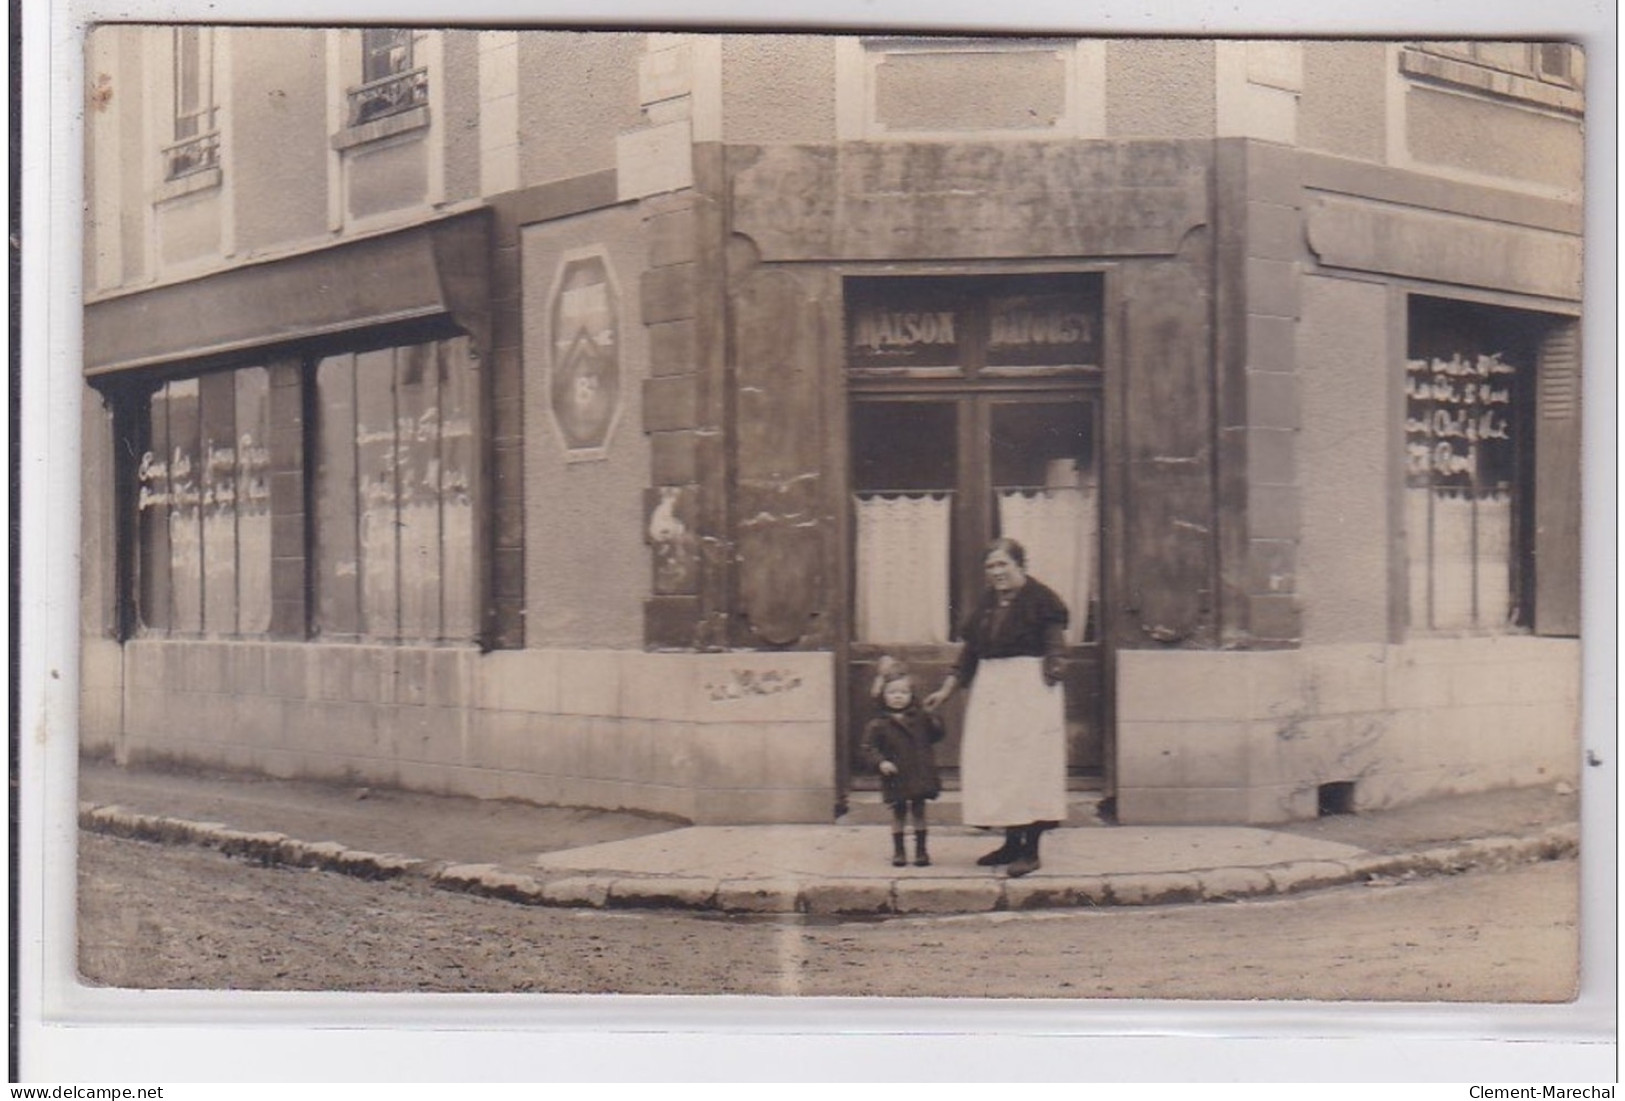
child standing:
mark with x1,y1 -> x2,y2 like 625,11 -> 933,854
861,659 -> 946,867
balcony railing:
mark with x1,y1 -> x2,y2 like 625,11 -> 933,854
346,66 -> 429,128
163,129 -> 221,182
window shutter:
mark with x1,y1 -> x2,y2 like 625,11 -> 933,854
1534,319 -> 1581,637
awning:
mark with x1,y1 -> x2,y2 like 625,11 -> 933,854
84,209 -> 491,378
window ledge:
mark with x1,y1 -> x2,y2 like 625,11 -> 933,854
155,166 -> 222,204
331,105 -> 431,151
1400,48 -> 1583,116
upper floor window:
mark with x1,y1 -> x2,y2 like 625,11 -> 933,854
1533,43 -> 1583,87
1419,41 -> 1583,88
329,28 -> 441,224
165,26 -> 219,181
349,28 -> 428,126
1402,41 -> 1584,115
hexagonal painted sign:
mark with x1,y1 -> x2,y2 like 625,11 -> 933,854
547,249 -> 622,460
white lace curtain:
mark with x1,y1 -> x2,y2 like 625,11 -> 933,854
998,486 -> 1097,645
855,492 -> 952,643
1406,486 -> 1513,631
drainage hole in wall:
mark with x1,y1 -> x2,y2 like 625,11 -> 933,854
1318,781 -> 1357,817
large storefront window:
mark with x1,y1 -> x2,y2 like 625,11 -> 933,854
1404,297 -> 1566,634
137,367 -> 271,634
129,334 -> 477,643
313,336 -> 477,641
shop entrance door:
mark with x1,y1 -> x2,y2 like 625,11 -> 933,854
840,274 -> 1107,797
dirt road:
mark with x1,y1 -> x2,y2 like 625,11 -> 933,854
77,832 -> 1578,1001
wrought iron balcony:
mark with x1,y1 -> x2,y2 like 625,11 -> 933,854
347,66 -> 429,128
162,129 -> 221,182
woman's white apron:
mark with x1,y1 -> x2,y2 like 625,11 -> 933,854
959,656 -> 1067,827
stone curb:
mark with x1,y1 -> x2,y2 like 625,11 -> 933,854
81,804 -> 434,882
79,802 -> 1580,916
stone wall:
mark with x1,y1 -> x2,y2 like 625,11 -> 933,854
90,640 -> 836,824
78,637 -> 124,757
1114,637 -> 1580,824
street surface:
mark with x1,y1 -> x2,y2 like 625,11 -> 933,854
77,832 -> 1578,1001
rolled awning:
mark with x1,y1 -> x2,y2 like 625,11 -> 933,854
84,209 -> 491,378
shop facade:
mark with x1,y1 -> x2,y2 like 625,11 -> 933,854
80,32 -> 1583,824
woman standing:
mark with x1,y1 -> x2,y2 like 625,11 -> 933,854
924,538 -> 1068,877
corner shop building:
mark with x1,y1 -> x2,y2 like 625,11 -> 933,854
78,33 -> 1583,824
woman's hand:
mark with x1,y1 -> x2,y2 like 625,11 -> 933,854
923,679 -> 955,712
878,761 -> 899,777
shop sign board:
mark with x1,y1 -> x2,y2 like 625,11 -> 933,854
846,276 -> 1102,372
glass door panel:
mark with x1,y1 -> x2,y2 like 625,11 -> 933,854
851,401 -> 957,644
990,399 -> 1099,644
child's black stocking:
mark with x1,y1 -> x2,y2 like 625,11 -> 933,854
890,804 -> 908,867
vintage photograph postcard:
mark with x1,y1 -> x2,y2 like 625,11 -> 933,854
42,12 -> 1608,1078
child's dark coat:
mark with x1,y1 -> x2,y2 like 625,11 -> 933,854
860,705 -> 946,804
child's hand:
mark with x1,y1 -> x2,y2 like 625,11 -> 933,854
878,761 -> 899,776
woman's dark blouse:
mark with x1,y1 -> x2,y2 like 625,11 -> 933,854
952,577 -> 1070,687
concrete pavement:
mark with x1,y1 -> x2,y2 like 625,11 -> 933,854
77,756 -> 1579,915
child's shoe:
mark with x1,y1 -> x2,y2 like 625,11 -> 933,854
912,830 -> 930,867
891,833 -> 908,868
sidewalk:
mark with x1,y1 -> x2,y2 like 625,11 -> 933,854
77,756 -> 1579,915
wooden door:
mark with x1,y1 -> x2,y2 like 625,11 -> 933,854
840,273 -> 1107,793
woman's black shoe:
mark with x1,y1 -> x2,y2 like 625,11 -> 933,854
975,828 -> 1022,866
1005,854 -> 1038,877
1005,826 -> 1042,877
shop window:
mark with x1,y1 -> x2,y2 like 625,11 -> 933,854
312,336 -> 476,641
1404,297 -> 1578,636
126,336 -> 477,644
348,28 -> 428,127
164,26 -> 218,181
136,367 -> 271,634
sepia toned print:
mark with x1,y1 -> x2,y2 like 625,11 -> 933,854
77,29 -> 1582,1000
